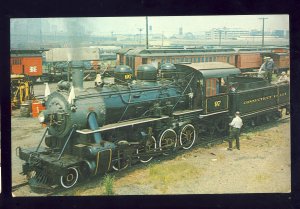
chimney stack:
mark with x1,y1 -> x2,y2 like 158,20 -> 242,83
71,61 -> 84,90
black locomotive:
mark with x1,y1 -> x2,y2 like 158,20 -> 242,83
17,61 -> 290,190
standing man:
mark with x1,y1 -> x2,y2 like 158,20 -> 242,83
228,111 -> 243,151
259,57 -> 275,83
266,57 -> 275,83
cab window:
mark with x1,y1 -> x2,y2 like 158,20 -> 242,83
142,58 -> 148,64
206,77 -> 227,96
206,78 -> 218,97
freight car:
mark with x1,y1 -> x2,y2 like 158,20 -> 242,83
10,50 -> 44,82
17,61 -> 289,190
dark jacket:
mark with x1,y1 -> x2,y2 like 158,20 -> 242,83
265,59 -> 275,71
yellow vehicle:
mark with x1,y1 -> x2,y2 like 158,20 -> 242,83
11,74 -> 34,109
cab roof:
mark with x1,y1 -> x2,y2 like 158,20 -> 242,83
174,62 -> 241,79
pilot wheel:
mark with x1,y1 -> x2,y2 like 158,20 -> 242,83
60,167 -> 79,189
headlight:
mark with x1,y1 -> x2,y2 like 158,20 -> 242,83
38,111 -> 46,123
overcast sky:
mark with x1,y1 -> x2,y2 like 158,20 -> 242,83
85,15 -> 289,35
12,15 -> 289,36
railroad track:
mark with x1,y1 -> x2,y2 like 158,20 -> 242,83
12,180 -> 63,195
12,182 -> 29,192
279,115 -> 290,121
46,188 -> 65,196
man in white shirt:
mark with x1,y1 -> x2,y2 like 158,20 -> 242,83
228,111 -> 243,151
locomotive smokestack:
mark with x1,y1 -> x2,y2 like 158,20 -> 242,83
71,61 -> 84,90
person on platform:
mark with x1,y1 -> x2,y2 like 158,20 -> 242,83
228,111 -> 243,151
258,57 -> 275,83
277,71 -> 290,84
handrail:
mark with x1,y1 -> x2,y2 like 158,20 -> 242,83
57,127 -> 75,160
35,127 -> 48,152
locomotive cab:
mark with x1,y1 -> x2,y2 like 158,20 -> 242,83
175,62 -> 241,114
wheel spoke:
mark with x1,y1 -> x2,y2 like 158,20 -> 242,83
159,129 -> 177,155
180,124 -> 196,150
137,136 -> 157,163
112,152 -> 129,171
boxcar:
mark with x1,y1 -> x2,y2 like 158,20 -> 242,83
10,50 -> 43,79
235,52 -> 262,70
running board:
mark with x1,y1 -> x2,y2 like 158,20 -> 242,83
77,116 -> 169,135
241,106 -> 280,118
172,108 -> 203,116
199,110 -> 228,118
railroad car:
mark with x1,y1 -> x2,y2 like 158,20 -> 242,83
235,51 -> 262,70
17,61 -> 289,190
11,50 -> 43,81
117,47 -> 290,74
117,48 -> 237,74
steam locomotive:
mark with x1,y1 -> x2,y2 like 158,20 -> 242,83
17,61 -> 290,190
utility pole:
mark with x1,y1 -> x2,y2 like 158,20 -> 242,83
146,16 -> 149,49
26,24 -> 29,46
259,17 -> 268,47
137,28 -> 143,45
161,32 -> 164,47
40,28 -> 42,49
218,29 -> 222,47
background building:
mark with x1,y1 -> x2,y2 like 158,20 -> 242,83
205,28 -> 250,40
